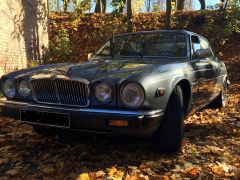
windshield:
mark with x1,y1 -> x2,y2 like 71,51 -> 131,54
92,32 -> 187,60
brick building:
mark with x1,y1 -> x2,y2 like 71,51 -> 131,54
0,0 -> 49,77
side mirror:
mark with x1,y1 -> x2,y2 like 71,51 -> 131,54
195,48 -> 212,59
87,53 -> 93,60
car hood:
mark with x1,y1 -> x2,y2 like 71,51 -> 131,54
10,59 -> 173,81
67,60 -> 157,81
4,58 -> 185,83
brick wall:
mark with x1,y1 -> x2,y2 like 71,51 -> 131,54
0,0 -> 49,77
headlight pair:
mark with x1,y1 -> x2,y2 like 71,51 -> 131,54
2,79 -> 30,98
94,81 -> 145,108
3,78 -> 144,108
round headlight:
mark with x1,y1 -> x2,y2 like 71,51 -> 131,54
3,79 -> 16,98
18,80 -> 30,97
94,81 -> 112,103
121,82 -> 144,108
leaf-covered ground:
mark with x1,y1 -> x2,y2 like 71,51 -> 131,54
0,83 -> 239,179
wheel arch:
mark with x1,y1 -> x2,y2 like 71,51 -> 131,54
171,78 -> 192,117
223,75 -> 230,88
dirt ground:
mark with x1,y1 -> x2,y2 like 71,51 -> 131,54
0,83 -> 239,179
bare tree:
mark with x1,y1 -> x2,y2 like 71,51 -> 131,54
224,0 -> 229,9
177,0 -> 185,10
219,0 -> 224,9
219,0 -> 229,10
127,0 -> 132,32
95,0 -> 106,13
184,0 -> 193,10
145,0 -> 152,12
63,0 -> 70,11
164,0 -> 171,29
119,0 -> 126,12
199,0 -> 205,10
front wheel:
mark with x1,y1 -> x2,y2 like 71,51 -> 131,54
155,85 -> 184,152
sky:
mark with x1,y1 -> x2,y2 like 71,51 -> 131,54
101,0 -> 221,12
67,0 -> 221,13
194,0 -> 220,9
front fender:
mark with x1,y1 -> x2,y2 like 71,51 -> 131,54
140,74 -> 189,112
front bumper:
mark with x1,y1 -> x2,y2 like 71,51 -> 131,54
0,98 -> 164,137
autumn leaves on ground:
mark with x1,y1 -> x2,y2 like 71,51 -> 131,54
0,41 -> 240,180
0,85 -> 240,178
0,84 -> 239,179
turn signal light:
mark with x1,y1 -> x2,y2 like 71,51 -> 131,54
156,88 -> 166,97
108,120 -> 129,127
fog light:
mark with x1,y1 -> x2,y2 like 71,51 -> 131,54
108,120 -> 129,127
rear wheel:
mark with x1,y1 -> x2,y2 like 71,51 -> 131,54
155,85 -> 184,152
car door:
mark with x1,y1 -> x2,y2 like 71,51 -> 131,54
190,35 -> 218,109
198,37 -> 222,101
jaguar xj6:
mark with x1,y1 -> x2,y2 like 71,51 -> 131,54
0,30 -> 228,151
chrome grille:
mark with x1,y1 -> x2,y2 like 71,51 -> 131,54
30,78 -> 90,107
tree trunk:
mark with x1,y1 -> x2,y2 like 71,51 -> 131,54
199,0 -> 205,10
219,0 -> 227,10
177,0 -> 185,10
165,0 -> 171,29
102,0 -> 106,12
95,0 -> 106,13
57,0 -> 60,11
63,1 -> 68,11
223,0 -> 229,10
127,0 -> 132,32
119,0 -> 126,13
146,0 -> 151,12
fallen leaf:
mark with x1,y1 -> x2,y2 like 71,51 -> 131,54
211,166 -> 223,175
0,158 -> 8,165
95,170 -> 104,178
125,173 -> 137,180
41,166 -> 55,174
108,166 -> 118,176
107,166 -> 124,179
77,173 -> 90,180
185,167 -> 199,177
5,169 -> 19,176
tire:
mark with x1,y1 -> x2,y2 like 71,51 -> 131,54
155,85 -> 184,152
208,80 -> 227,109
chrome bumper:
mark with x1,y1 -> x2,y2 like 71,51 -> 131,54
0,98 -> 163,119
0,98 -> 164,136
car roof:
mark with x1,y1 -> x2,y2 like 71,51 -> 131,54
114,30 -> 200,37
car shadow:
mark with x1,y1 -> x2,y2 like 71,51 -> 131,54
0,111 -> 238,177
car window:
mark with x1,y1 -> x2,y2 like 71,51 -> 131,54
191,36 -> 201,58
96,41 -> 111,56
191,35 -> 215,59
120,41 -> 141,56
118,33 -> 187,57
93,32 -> 187,60
199,37 -> 215,58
